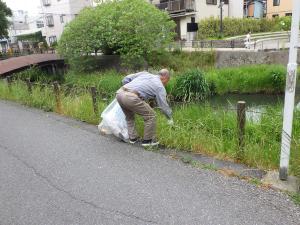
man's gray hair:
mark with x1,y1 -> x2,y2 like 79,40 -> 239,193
158,69 -> 170,78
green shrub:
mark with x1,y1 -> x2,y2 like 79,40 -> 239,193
198,17 -> 278,39
275,16 -> 292,31
172,69 -> 210,102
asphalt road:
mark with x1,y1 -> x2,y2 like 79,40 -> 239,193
0,100 -> 299,225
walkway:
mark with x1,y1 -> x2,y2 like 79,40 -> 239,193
0,100 -> 299,225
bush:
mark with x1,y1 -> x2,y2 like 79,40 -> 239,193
198,17 -> 278,39
172,69 -> 210,102
58,0 -> 175,68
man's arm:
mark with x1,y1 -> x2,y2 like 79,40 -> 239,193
155,87 -> 172,119
122,72 -> 144,85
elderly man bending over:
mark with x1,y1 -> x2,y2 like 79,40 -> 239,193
116,69 -> 173,147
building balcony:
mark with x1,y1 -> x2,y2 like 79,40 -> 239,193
155,0 -> 196,17
42,0 -> 51,6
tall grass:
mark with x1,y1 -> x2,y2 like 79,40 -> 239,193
64,70 -> 123,99
135,103 -> 300,176
205,65 -> 286,94
0,80 -> 105,125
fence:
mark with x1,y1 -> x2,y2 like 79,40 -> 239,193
171,40 -> 245,50
174,38 -> 294,51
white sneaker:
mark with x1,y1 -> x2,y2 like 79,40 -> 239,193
141,140 -> 159,147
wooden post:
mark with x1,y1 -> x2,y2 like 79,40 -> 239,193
237,101 -> 246,160
90,86 -> 98,115
51,64 -> 56,75
6,76 -> 12,91
53,81 -> 62,114
26,78 -> 32,93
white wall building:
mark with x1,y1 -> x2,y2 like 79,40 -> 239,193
40,0 -> 93,45
151,0 -> 244,40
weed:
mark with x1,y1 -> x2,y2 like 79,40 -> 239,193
289,193 -> 300,206
249,178 -> 263,186
181,155 -> 193,164
201,163 -> 218,171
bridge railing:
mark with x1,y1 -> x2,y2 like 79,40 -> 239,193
0,49 -> 56,60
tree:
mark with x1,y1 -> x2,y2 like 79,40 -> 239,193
0,0 -> 12,38
58,0 -> 175,66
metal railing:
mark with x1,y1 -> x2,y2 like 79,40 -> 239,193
0,49 -> 56,60
155,0 -> 195,13
170,40 -> 245,50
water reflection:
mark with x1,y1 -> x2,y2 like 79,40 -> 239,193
207,94 -> 284,123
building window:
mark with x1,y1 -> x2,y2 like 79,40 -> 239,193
42,0 -> 51,6
285,13 -> 292,16
36,20 -> 44,28
272,14 -> 279,18
273,0 -> 280,6
60,15 -> 65,23
49,36 -> 57,45
223,0 -> 229,4
206,0 -> 217,5
46,15 -> 54,27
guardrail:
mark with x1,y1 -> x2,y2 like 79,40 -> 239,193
170,40 -> 245,50
0,49 -> 56,60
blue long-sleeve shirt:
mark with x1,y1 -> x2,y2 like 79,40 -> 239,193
121,71 -> 172,119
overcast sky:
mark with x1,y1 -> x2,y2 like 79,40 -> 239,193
3,0 -> 41,15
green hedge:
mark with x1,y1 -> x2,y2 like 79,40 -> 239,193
198,17 -> 278,39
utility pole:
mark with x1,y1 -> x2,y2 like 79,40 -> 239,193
279,0 -> 300,180
218,1 -> 224,37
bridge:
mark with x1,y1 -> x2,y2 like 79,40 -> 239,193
0,54 -> 65,77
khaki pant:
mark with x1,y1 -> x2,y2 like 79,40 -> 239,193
116,90 -> 155,140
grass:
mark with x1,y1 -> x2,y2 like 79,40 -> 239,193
64,70 -> 123,99
205,64 -> 286,95
134,103 -> 300,177
289,193 -> 300,206
147,50 -> 216,72
0,80 -> 106,125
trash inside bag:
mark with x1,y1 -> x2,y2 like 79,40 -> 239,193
98,99 -> 129,142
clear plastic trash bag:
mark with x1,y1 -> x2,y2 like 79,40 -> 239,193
98,99 -> 129,142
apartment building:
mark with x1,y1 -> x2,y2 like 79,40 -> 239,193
266,0 -> 292,18
40,0 -> 93,45
244,0 -> 266,18
152,0 -> 243,40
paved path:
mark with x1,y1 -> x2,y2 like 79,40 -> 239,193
0,100 -> 299,225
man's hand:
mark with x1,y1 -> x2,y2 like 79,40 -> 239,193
167,118 -> 174,126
